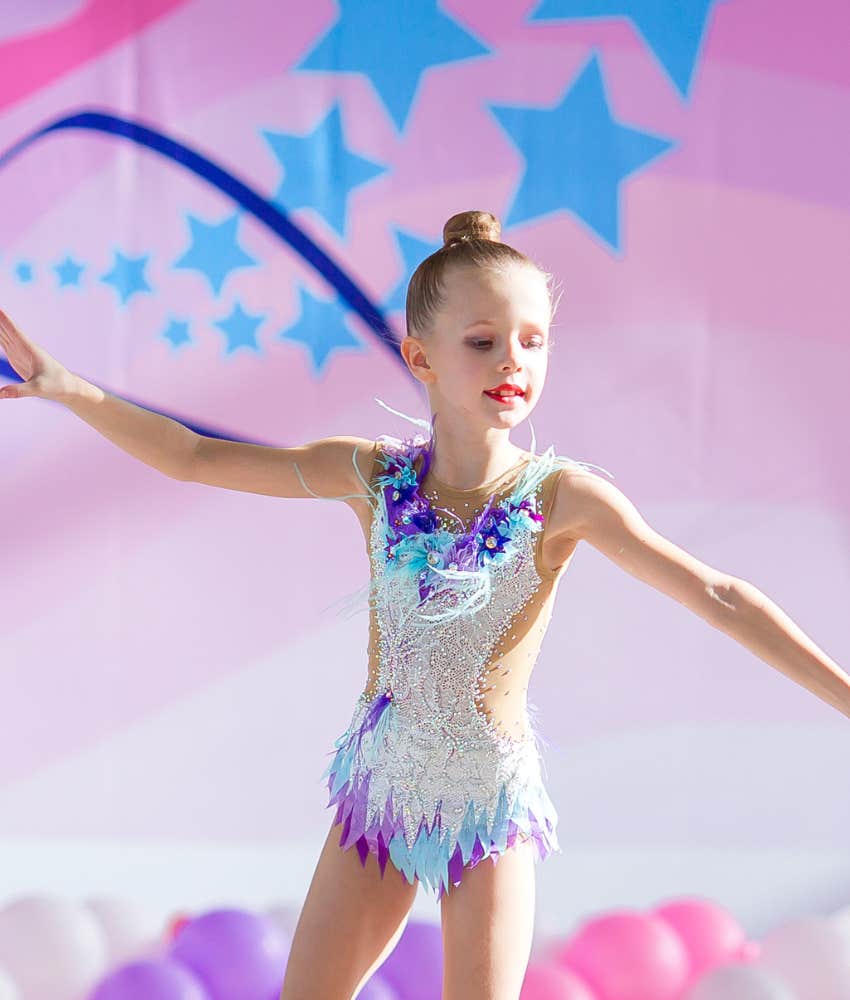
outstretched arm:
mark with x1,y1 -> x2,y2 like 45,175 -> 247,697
548,467 -> 850,721
0,307 -> 375,501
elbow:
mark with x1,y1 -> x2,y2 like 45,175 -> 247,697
171,438 -> 200,482
703,574 -> 749,628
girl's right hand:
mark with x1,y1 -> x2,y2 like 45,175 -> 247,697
0,308 -> 77,402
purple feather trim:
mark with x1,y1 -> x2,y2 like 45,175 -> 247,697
325,744 -> 560,898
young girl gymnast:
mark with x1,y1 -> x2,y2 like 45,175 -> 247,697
1,210 -> 847,1000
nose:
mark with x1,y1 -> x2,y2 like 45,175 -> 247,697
497,337 -> 523,372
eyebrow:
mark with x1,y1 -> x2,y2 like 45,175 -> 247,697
463,320 -> 547,333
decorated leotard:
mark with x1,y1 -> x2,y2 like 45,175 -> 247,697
297,399 -> 613,898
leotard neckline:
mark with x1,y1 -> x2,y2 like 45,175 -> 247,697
416,450 -> 532,497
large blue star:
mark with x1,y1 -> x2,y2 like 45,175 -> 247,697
488,52 -> 675,253
213,301 -> 265,356
54,255 -> 85,288
382,228 -> 442,317
261,103 -> 387,241
173,212 -> 257,295
100,250 -> 153,305
294,1 -> 490,133
528,0 -> 722,101
279,285 -> 364,377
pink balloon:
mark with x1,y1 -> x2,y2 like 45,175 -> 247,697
521,962 -> 598,999
555,910 -> 689,1000
654,897 -> 751,982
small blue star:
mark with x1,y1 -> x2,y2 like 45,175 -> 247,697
279,285 -> 364,377
382,229 -> 442,316
162,317 -> 192,350
294,0 -> 490,133
100,250 -> 153,305
15,261 -> 34,283
173,212 -> 257,296
213,301 -> 265,356
528,0 -> 722,101
54,255 -> 85,288
488,51 -> 675,253
262,102 -> 388,241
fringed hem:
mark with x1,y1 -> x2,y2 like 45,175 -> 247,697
321,703 -> 561,898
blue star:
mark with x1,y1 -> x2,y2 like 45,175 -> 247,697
54,255 -> 85,288
294,1 -> 490,133
488,52 -> 675,253
261,103 -> 388,241
528,0 -> 722,101
162,317 -> 192,350
173,212 -> 257,295
15,261 -> 34,283
100,250 -> 153,305
279,285 -> 364,377
213,301 -> 265,356
382,228 -> 442,316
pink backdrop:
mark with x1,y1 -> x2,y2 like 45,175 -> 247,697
0,0 -> 847,910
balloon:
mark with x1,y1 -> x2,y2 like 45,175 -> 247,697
654,897 -> 751,982
86,897 -> 163,967
165,913 -> 193,943
521,962 -> 598,999
0,966 -> 20,1000
263,903 -> 301,941
555,910 -> 690,1000
831,905 -> 850,936
376,920 -> 443,1000
357,972 -> 400,999
89,957 -> 210,999
0,894 -> 108,999
169,908 -> 290,1000
686,962 -> 795,1000
758,916 -> 850,1000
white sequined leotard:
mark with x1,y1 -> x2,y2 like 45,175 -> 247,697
314,401 -> 612,897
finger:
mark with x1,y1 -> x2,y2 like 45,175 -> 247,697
0,382 -> 27,399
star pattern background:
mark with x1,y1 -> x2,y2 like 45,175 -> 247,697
0,0 -> 847,933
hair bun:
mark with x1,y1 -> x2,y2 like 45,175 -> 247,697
442,210 -> 501,248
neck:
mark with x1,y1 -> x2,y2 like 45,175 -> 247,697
423,411 -> 527,491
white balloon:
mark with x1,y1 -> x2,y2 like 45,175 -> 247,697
0,965 -> 21,1000
760,916 -> 850,1000
263,903 -> 299,941
686,962 -> 795,1000
85,897 -> 163,967
830,906 -> 850,936
0,895 -> 108,1000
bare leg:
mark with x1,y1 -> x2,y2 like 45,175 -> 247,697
440,839 -> 536,1000
279,818 -> 419,1000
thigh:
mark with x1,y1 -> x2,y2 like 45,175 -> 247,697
279,818 -> 419,1000
440,838 -> 536,1000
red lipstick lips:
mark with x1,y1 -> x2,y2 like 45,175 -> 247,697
484,383 -> 526,404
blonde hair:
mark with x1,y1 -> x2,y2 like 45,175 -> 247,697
404,210 -> 558,340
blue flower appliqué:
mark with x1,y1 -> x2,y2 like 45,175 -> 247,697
376,443 -> 544,606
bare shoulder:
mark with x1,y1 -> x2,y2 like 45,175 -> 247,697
546,462 -> 631,545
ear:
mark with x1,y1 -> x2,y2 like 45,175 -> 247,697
401,335 -> 436,384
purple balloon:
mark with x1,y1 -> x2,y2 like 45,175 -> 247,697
358,972 -> 400,999
89,957 -> 210,999
169,908 -> 290,1000
377,920 -> 443,1000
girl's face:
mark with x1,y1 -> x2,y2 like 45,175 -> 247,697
405,263 -> 552,431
